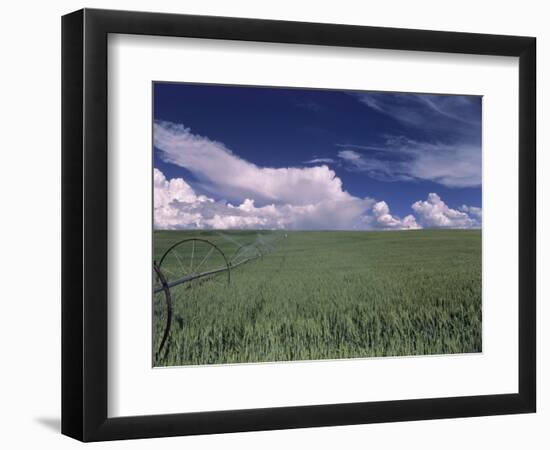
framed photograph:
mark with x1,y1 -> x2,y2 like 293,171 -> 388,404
61,8 -> 536,441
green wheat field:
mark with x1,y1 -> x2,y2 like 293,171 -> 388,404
153,229 -> 481,367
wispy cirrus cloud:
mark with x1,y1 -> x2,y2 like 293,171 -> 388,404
303,157 -> 335,164
342,92 -> 482,188
355,92 -> 481,130
337,136 -> 481,188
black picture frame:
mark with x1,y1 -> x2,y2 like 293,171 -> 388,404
61,8 -> 536,442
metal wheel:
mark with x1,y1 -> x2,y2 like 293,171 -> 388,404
153,263 -> 172,361
158,238 -> 231,287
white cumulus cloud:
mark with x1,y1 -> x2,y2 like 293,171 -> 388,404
155,169 -> 480,230
459,204 -> 482,222
366,201 -> 421,230
154,121 -> 351,205
412,193 -> 481,228
154,168 -> 377,230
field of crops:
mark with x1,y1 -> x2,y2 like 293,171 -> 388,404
153,229 -> 481,366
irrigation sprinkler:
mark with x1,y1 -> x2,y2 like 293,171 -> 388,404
152,235 -> 286,359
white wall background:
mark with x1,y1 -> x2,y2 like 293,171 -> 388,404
0,0 -> 546,448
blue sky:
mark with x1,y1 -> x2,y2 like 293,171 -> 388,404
153,82 -> 482,230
